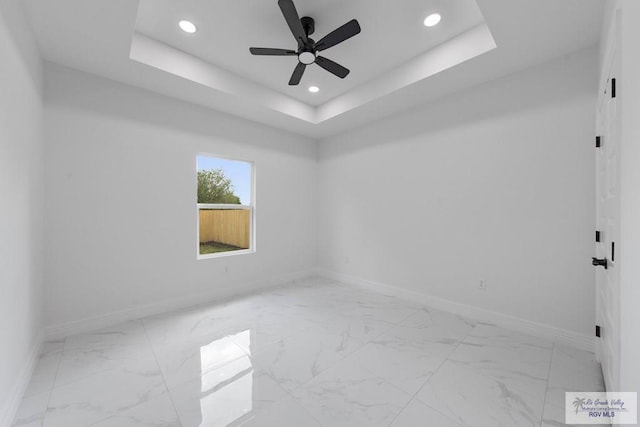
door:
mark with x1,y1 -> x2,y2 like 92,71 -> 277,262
595,18 -> 621,393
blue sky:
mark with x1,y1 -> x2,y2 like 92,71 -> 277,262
197,155 -> 252,205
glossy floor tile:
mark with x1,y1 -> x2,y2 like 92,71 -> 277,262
289,357 -> 411,427
168,355 -> 286,426
12,278 -> 605,427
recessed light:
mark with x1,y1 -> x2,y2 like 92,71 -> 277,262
423,13 -> 441,27
308,86 -> 320,93
179,20 -> 197,34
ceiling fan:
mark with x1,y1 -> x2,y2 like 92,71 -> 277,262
249,0 -> 361,86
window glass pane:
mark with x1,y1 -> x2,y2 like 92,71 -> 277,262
197,155 -> 252,256
199,208 -> 250,254
197,156 -> 251,205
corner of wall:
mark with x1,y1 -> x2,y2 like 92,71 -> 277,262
0,0 -> 45,424
0,334 -> 43,427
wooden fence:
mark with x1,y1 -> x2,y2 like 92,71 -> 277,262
198,209 -> 250,249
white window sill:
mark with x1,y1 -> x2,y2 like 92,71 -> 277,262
197,248 -> 255,260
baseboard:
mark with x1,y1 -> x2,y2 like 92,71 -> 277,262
316,268 -> 596,352
45,269 -> 315,340
43,267 -> 596,352
0,331 -> 43,427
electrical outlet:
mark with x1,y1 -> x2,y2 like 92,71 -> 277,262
479,280 -> 487,290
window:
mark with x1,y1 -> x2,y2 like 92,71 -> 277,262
197,155 -> 254,258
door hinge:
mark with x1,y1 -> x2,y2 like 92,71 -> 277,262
611,78 -> 616,98
596,231 -> 601,242
596,136 -> 602,148
611,241 -> 615,262
596,325 -> 601,338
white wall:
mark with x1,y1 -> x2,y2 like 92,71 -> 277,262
43,64 -> 317,331
318,48 -> 597,337
0,0 -> 44,423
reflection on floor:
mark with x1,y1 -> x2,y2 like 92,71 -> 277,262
12,277 -> 605,427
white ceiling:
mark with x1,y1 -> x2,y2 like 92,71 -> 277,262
22,0 -> 604,138
134,0 -> 486,106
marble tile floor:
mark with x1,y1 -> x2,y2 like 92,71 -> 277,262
11,278 -> 606,427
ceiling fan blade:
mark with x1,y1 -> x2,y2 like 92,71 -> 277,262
278,0 -> 308,47
289,62 -> 307,86
289,62 -> 306,85
249,47 -> 297,56
315,56 -> 350,78
315,19 -> 361,51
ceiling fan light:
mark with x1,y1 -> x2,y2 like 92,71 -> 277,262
179,20 -> 197,33
423,13 -> 441,27
299,51 -> 316,65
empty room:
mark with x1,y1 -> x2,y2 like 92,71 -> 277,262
1,0 -> 639,426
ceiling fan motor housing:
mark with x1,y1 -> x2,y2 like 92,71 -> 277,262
298,17 -> 316,64
301,16 -> 315,36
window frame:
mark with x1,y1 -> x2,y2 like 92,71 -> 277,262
196,153 -> 256,260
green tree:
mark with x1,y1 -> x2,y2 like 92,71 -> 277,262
197,169 -> 241,204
